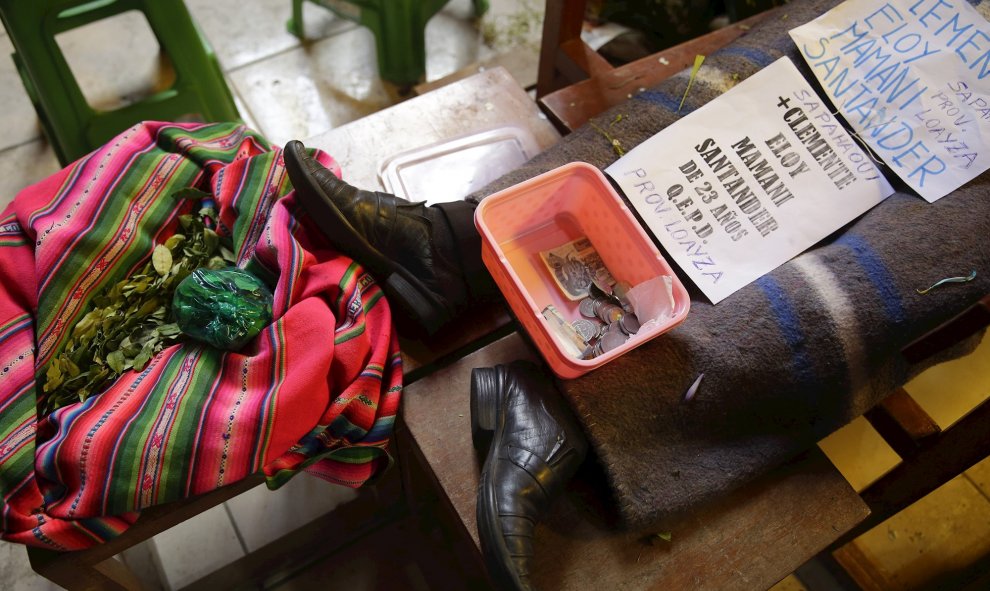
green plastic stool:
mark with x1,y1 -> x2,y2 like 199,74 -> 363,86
0,0 -> 240,165
288,0 -> 489,86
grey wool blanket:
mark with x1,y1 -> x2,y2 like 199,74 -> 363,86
469,0 -> 990,530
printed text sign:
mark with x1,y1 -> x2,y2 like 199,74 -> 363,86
606,58 -> 893,303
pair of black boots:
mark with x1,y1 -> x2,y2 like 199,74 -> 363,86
283,141 -> 589,591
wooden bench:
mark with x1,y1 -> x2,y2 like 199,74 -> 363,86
25,68 -> 874,590
536,0 -> 777,133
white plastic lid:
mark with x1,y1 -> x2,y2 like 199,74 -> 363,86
378,125 -> 540,205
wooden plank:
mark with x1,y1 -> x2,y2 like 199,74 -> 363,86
832,542 -> 890,591
538,9 -> 778,133
830,397 -> 990,551
864,388 -> 941,459
28,473 -> 264,590
557,37 -> 613,83
537,0 -> 588,97
402,332 -> 869,590
902,294 -> 990,364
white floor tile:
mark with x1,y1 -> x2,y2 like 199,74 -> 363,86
228,26 -> 403,147
847,475 -> 990,590
187,0 -> 355,72
225,473 -> 358,553
149,502 -> 245,590
120,539 -> 167,591
0,35 -> 44,152
425,7 -> 496,83
818,415 -> 902,493
0,541 -> 61,591
0,140 -> 62,212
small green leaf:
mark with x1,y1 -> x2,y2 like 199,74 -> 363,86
158,323 -> 182,338
106,350 -> 125,374
131,350 -> 151,371
152,245 -> 173,277
63,358 -> 81,378
72,310 -> 101,338
203,228 -> 220,254
44,363 -> 63,391
165,234 -> 186,250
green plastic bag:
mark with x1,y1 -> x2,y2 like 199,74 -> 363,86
172,267 -> 273,350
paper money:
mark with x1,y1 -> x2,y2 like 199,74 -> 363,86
539,237 -> 616,301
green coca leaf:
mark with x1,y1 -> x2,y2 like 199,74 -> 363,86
40,194 -> 237,416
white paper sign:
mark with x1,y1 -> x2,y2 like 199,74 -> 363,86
606,57 -> 893,304
790,0 -> 990,202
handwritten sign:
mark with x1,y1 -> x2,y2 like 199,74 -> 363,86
790,0 -> 990,202
606,58 -> 893,304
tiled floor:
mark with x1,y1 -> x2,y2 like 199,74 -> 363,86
1,1 -> 988,589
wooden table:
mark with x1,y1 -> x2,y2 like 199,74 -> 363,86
302,66 -> 868,590
401,333 -> 869,590
305,66 -> 868,590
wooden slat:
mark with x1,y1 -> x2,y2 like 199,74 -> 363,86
832,542 -> 890,591
829,397 -> 990,551
557,37 -> 613,82
28,473 -> 264,590
537,0 -> 587,97
538,9 -> 778,133
902,294 -> 990,364
863,388 -> 941,459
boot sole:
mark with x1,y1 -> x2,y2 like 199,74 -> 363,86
284,143 -> 450,335
470,367 -> 501,453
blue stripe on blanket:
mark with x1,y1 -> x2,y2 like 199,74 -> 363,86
634,89 -> 696,115
757,275 -> 817,387
836,234 -> 906,326
715,45 -> 777,68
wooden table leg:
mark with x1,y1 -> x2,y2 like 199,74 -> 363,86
28,546 -> 143,591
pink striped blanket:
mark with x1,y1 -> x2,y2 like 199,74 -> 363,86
0,122 -> 402,549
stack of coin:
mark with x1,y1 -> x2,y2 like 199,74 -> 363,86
573,290 -> 640,358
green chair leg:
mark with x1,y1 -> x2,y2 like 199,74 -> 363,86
286,0 -> 455,85
287,0 -> 304,38
0,0 -> 240,165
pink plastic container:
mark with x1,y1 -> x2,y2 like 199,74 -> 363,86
475,162 -> 690,379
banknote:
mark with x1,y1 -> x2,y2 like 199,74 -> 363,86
539,237 -> 616,301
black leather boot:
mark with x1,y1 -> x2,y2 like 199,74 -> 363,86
471,361 -> 589,591
283,140 -> 472,335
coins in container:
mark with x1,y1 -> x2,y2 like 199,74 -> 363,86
571,318 -> 600,343
619,312 -> 640,335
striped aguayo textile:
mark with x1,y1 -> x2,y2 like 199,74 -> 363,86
0,122 -> 402,550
